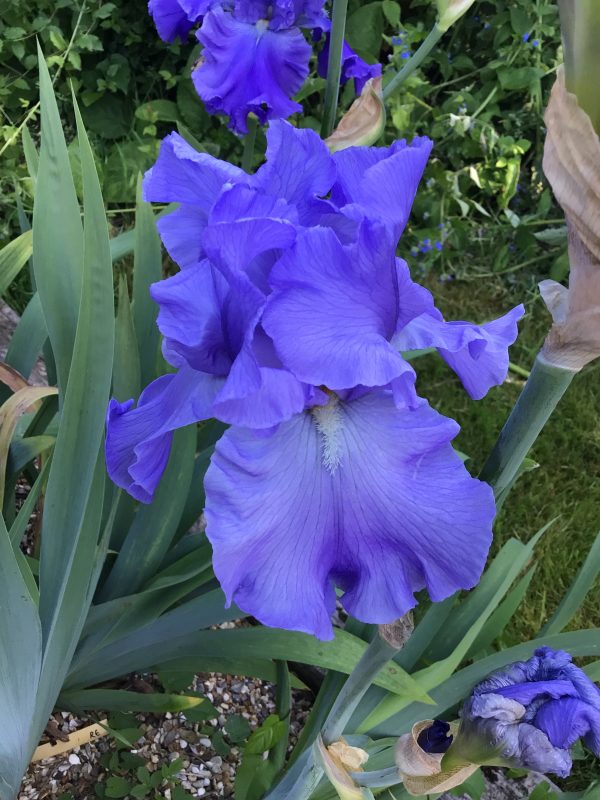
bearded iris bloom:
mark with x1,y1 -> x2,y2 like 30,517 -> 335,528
148,0 -> 213,41
444,647 -> 600,777
106,121 -> 524,639
192,0 -> 328,134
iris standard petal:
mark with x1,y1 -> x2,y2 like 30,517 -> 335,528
331,137 -> 433,238
193,8 -> 311,134
203,184 -> 298,289
438,306 -> 526,400
495,679 -> 578,706
253,120 -> 336,213
105,367 -> 222,503
143,132 -> 247,268
204,391 -> 495,639
534,698 -> 600,753
395,304 -> 526,400
264,224 -> 416,393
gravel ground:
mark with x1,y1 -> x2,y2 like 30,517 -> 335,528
20,678 -> 548,800
20,674 -> 311,799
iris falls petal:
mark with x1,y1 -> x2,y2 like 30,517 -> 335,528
193,7 -> 311,134
204,391 -> 495,639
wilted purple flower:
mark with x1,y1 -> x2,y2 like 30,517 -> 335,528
106,121 -> 525,638
192,0 -> 328,134
148,0 -> 214,41
318,37 -> 382,94
445,647 -> 600,777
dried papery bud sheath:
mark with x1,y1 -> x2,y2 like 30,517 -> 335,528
436,0 -> 477,33
541,67 -> 600,370
325,77 -> 385,153
395,720 -> 478,796
378,611 -> 414,649
315,735 -> 372,800
558,0 -> 600,134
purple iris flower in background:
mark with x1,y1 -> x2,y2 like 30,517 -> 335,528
447,647 -> 600,777
106,121 -> 524,639
318,37 -> 382,94
192,0 -> 328,134
148,0 -> 214,41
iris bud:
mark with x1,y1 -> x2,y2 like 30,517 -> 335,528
315,736 -> 372,800
395,720 -> 478,796
435,0 -> 477,33
442,647 -> 600,779
325,77 -> 385,153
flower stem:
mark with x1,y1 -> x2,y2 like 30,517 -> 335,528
265,623 -> 410,800
479,354 -> 575,500
383,24 -> 444,101
321,0 -> 349,139
241,115 -> 258,173
322,629 -> 400,744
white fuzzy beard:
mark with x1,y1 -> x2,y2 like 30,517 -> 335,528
311,399 -> 344,474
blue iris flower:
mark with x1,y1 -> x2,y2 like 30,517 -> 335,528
148,0 -> 214,41
192,0 -> 329,134
106,122 -> 524,639
448,647 -> 600,777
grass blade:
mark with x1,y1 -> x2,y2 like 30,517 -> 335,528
540,531 -> 600,636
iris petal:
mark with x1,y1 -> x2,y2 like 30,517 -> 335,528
331,138 -> 433,239
204,391 -> 495,639
193,7 -> 311,134
264,224 -> 416,395
105,367 -> 222,503
253,120 -> 336,213
143,132 -> 247,268
535,698 -> 600,753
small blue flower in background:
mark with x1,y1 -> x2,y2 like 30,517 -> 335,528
532,39 -> 540,47
106,122 -> 525,639
192,0 -> 328,134
401,51 -> 411,60
317,38 -> 382,95
522,32 -> 531,42
446,647 -> 600,777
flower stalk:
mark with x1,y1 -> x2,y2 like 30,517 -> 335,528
479,355 -> 575,500
321,0 -> 349,138
383,24 -> 444,101
265,619 -> 413,800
